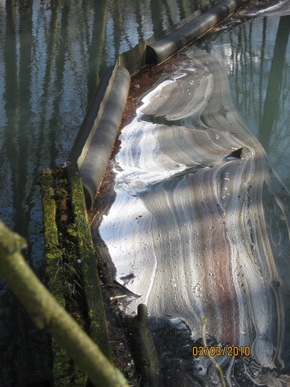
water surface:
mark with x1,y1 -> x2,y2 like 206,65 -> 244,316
97,12 -> 290,386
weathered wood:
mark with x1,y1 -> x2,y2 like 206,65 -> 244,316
67,164 -> 112,361
40,164 -> 114,384
122,304 -> 162,387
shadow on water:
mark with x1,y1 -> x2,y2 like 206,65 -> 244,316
95,162 -> 290,385
95,17 -> 290,386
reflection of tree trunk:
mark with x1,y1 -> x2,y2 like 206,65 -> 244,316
151,0 -> 163,36
87,0 -> 108,103
162,0 -> 174,26
3,0 -> 18,230
260,16 -> 290,152
259,18 -> 267,125
36,1 -> 63,170
16,0 -> 33,238
47,2 -> 67,168
135,0 -> 143,47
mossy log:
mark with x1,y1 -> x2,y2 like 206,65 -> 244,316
40,164 -> 112,384
0,220 -> 129,387
67,164 -> 112,360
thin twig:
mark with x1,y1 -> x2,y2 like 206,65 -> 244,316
201,317 -> 227,387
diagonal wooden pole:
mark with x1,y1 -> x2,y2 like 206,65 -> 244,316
0,220 -> 129,387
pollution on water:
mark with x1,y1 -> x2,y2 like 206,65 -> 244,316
93,8 -> 290,387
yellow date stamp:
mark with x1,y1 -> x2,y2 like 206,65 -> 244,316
192,345 -> 251,357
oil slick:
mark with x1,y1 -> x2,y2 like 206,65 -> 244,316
95,46 -> 290,384
249,0 -> 290,17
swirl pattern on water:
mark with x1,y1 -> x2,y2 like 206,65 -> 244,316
98,46 -> 290,373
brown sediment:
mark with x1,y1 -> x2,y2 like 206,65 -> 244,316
197,189 -> 239,345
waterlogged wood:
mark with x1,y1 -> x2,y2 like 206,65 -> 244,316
97,45 -> 290,383
0,221 -> 129,387
122,304 -> 162,387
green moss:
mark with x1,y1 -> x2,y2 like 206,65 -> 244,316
40,167 -> 87,385
39,170 -> 59,256
67,164 -> 112,362
40,164 -> 113,384
52,342 -> 86,386
66,225 -> 78,238
88,309 -> 94,319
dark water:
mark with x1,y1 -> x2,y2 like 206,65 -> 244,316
202,13 -> 290,192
